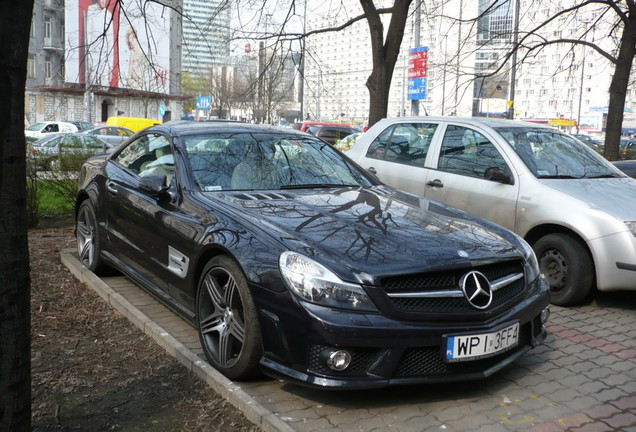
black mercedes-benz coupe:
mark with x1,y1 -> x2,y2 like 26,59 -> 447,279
75,122 -> 550,389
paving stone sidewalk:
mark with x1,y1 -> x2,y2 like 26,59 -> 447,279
62,250 -> 636,432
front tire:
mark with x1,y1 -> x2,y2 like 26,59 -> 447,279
76,200 -> 109,275
196,256 -> 262,380
533,233 -> 594,306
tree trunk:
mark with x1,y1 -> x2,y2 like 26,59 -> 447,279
360,0 -> 414,126
0,1 -> 34,430
604,16 -> 636,161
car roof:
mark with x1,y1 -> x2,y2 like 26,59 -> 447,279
147,122 -> 307,136
379,116 -> 556,129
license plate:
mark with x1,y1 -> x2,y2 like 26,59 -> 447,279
445,322 -> 519,362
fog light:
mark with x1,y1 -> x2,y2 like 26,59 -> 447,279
325,350 -> 352,371
541,307 -> 551,324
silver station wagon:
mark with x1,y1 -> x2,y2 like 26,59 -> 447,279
346,117 -> 636,306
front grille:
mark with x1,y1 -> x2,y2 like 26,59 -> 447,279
381,260 -> 525,314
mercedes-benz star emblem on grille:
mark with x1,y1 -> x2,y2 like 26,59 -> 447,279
460,271 -> 493,310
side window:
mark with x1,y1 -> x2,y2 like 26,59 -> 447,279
365,123 -> 437,167
114,134 -> 174,183
438,125 -> 507,179
365,128 -> 393,160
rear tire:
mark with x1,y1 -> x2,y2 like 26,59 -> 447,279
196,256 -> 262,380
533,233 -> 594,306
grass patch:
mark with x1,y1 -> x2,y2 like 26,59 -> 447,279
37,179 -> 76,217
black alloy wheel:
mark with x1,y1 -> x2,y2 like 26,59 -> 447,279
76,200 -> 108,274
196,256 -> 262,380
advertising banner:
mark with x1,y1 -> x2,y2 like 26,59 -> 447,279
65,0 -> 172,93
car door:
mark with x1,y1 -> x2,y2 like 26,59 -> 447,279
105,132 -> 178,292
352,122 -> 439,195
423,123 -> 519,231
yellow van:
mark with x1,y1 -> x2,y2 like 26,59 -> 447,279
106,117 -> 162,132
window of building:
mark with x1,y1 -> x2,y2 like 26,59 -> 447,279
44,16 -> 52,39
45,56 -> 52,79
27,55 -> 36,79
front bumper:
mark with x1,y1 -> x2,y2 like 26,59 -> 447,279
255,279 -> 550,389
590,230 -> 636,291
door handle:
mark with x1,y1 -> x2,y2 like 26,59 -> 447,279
367,166 -> 377,175
106,182 -> 118,195
426,179 -> 444,188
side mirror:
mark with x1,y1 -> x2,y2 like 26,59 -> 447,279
484,166 -> 513,185
139,174 -> 170,196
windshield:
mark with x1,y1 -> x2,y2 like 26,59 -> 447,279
495,127 -> 620,179
184,132 -> 375,191
27,122 -> 46,131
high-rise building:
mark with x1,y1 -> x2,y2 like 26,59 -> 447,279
181,0 -> 231,75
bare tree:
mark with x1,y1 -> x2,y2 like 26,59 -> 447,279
493,0 -> 636,160
0,0 -> 34,429
229,0 -> 416,126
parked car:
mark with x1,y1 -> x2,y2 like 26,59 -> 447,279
81,125 -> 135,147
612,160 -> 636,178
346,117 -> 636,306
66,120 -> 94,131
335,132 -> 362,152
571,134 -> 603,152
619,137 -> 636,160
75,122 -> 549,389
306,124 -> 357,145
292,121 -> 356,132
29,133 -> 110,170
25,121 -> 78,141
106,116 -> 162,132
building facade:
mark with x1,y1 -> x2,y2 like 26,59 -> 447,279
181,0 -> 231,75
302,0 -> 632,134
26,0 -> 185,127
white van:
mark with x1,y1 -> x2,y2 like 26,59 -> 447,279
25,121 -> 78,140
346,117 -> 636,306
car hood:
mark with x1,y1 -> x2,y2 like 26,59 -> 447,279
206,186 -> 523,284
540,177 -> 636,220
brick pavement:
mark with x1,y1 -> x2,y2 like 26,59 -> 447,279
61,250 -> 636,432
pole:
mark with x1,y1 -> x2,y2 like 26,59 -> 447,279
298,0 -> 307,121
411,0 -> 421,116
576,49 -> 586,134
507,0 -> 520,120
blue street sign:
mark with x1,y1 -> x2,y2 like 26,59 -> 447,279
408,78 -> 427,100
158,105 -> 166,117
196,96 -> 211,110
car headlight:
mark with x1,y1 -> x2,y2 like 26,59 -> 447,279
625,221 -> 636,237
519,238 -> 541,283
279,251 -> 378,312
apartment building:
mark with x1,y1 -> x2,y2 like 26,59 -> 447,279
303,0 -> 631,133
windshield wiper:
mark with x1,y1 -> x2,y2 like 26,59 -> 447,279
537,175 -> 582,179
280,183 -> 358,190
585,174 -> 620,179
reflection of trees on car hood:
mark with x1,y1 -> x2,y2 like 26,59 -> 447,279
206,186 -> 519,282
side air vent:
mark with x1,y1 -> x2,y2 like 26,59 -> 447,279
233,192 -> 293,201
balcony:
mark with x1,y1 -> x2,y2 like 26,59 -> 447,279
42,0 -> 63,10
42,37 -> 63,51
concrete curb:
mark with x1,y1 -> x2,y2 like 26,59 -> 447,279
61,249 -> 295,432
